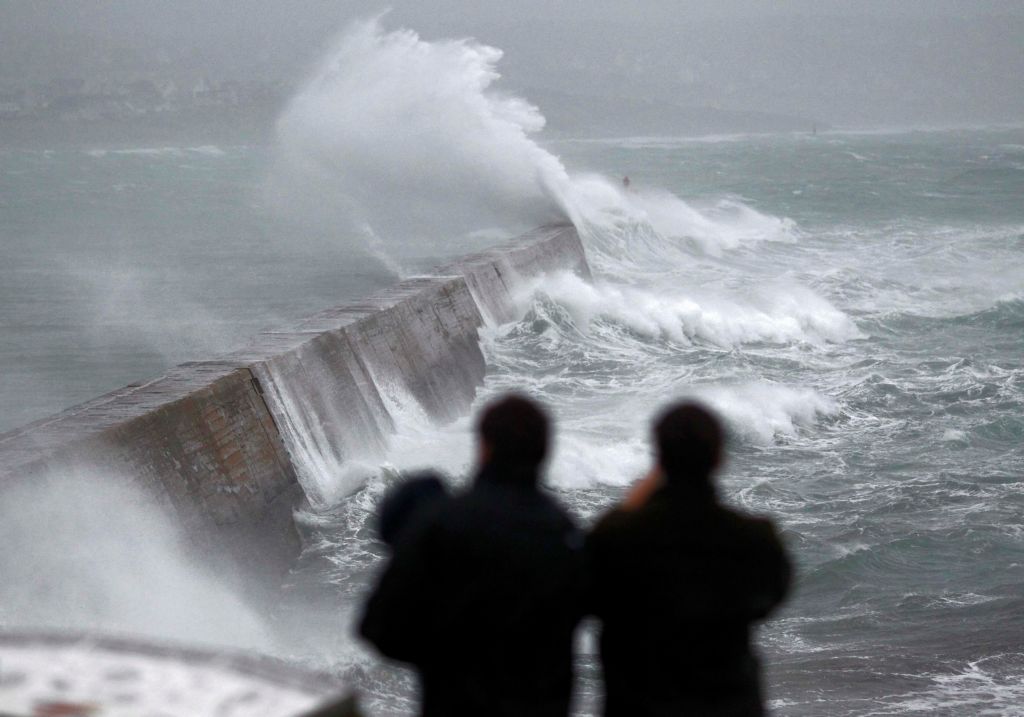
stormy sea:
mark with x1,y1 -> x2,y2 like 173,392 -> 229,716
2,20 -> 1022,717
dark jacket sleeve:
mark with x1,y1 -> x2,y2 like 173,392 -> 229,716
358,517 -> 438,663
748,519 -> 792,620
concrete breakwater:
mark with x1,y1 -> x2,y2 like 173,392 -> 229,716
0,224 -> 589,579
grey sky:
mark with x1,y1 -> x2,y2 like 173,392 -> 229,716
2,1 -> 1022,127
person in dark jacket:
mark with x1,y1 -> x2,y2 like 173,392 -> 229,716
587,402 -> 791,717
359,394 -> 585,717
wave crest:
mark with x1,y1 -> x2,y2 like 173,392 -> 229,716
271,17 -> 571,245
529,271 -> 859,348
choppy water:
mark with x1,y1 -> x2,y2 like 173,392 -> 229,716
3,126 -> 1023,715
278,127 -> 1024,716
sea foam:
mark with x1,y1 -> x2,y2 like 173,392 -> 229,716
531,271 -> 859,348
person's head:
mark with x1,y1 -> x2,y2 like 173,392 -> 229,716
653,402 -> 724,486
477,394 -> 550,475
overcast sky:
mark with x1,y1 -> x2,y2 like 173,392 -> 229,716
2,1 -> 1022,126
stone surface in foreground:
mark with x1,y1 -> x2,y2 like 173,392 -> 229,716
0,634 -> 341,717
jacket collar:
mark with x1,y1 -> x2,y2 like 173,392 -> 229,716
658,474 -> 717,504
474,460 -> 540,489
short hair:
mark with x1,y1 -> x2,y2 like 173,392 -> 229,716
654,402 -> 724,481
477,394 -> 550,469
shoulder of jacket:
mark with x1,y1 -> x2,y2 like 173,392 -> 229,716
718,506 -> 785,543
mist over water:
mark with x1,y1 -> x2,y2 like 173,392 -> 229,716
0,472 -> 270,650
268,18 -> 804,271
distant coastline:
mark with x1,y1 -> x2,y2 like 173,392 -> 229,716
0,108 -> 277,148
0,72 -> 830,148
0,102 -> 824,150
524,86 -> 826,138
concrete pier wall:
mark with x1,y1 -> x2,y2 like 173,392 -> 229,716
237,277 -> 486,505
438,224 -> 591,324
0,224 -> 588,575
0,361 -> 303,574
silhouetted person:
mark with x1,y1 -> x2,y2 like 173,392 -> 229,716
359,394 -> 585,717
587,402 -> 791,716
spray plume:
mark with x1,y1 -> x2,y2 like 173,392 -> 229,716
272,17 -> 574,248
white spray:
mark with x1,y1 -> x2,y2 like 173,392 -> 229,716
265,18 -> 854,503
270,17 -> 798,264
0,470 -> 271,651
272,17 -> 574,251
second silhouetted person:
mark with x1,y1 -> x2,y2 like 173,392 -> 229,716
587,402 -> 792,716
